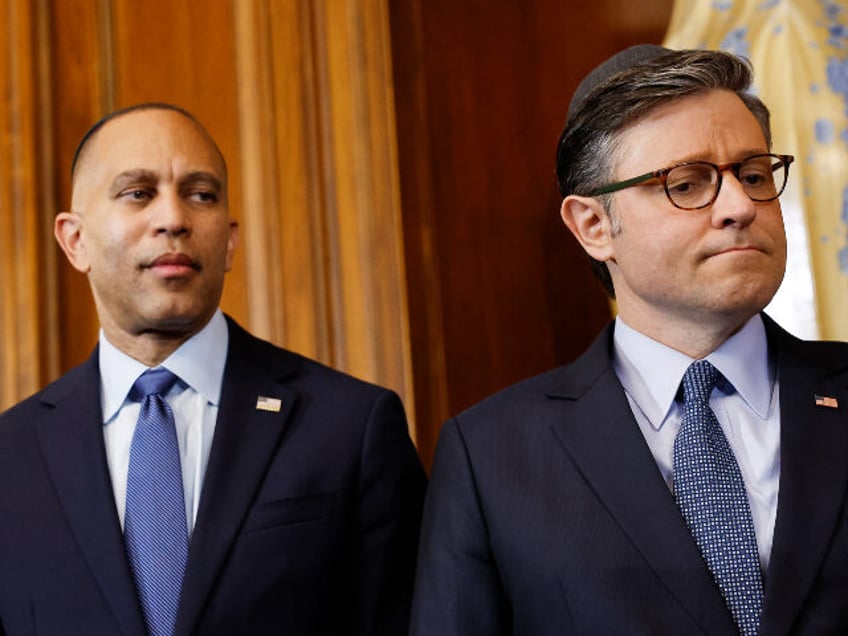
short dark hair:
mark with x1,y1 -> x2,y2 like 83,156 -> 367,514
556,48 -> 772,297
71,102 -> 228,180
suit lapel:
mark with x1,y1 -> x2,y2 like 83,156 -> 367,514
546,325 -> 736,634
175,322 -> 299,635
760,324 -> 848,634
35,354 -> 146,636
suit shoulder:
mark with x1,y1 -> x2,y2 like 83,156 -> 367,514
227,318 -> 397,400
0,361 -> 93,429
767,319 -> 848,370
452,365 -> 572,431
288,349 -> 394,398
447,326 -> 615,440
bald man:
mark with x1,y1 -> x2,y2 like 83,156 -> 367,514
0,103 -> 425,636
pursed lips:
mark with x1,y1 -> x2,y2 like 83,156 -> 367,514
718,245 -> 761,254
705,241 -> 768,259
143,253 -> 201,276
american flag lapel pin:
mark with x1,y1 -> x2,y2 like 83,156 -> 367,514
814,394 -> 839,409
256,396 -> 283,412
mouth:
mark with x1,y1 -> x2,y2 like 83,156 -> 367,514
143,253 -> 201,278
708,244 -> 767,259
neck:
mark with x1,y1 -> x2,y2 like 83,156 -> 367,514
616,308 -> 753,360
101,326 -> 197,367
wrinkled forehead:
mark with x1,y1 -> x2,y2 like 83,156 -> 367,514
72,108 -> 228,189
610,90 -> 770,174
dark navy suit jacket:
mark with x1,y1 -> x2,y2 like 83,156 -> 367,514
411,316 -> 848,634
0,317 -> 426,635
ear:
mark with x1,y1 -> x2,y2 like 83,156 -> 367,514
560,195 -> 615,263
54,212 -> 91,273
224,218 -> 240,271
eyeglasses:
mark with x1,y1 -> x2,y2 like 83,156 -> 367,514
589,153 -> 794,210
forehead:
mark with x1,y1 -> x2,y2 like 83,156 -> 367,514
614,90 -> 768,170
74,109 -> 226,185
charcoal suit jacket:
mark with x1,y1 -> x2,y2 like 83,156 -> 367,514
411,315 -> 848,634
0,317 -> 426,635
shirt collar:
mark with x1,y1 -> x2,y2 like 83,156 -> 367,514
707,315 -> 774,418
613,314 -> 773,430
99,310 -> 229,422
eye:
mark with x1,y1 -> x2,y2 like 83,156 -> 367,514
738,161 -> 772,187
119,189 -> 153,203
190,190 -> 218,203
666,166 -> 712,195
668,180 -> 696,194
741,172 -> 767,186
194,191 -> 218,203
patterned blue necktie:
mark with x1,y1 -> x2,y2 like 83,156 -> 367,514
673,360 -> 764,636
125,368 -> 188,636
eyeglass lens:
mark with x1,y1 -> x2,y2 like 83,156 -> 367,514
665,155 -> 787,209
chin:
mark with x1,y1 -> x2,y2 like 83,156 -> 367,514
711,292 -> 774,322
721,271 -> 781,302
141,309 -> 214,335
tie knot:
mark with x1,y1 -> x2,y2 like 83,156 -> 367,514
130,368 -> 179,401
681,359 -> 720,406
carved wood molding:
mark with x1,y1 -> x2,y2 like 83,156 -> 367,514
0,0 -> 59,409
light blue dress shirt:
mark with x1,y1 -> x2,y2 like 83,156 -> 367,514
100,310 -> 229,536
612,314 -> 781,571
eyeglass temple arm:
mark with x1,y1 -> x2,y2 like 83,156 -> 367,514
590,170 -> 658,196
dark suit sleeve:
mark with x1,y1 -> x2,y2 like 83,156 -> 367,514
410,418 -> 510,635
350,389 -> 427,635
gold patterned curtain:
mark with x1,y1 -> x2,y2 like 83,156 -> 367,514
664,0 -> 848,341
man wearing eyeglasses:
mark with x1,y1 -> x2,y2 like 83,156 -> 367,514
411,45 -> 848,635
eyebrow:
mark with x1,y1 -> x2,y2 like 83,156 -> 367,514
181,171 -> 224,193
108,169 -> 157,196
107,169 -> 224,196
667,148 -> 770,165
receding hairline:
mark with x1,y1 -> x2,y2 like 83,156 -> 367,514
70,102 -> 228,183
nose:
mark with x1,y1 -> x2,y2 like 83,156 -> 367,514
710,170 -> 757,228
151,191 -> 191,236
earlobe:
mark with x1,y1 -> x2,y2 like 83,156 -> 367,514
54,212 -> 91,273
560,195 -> 615,262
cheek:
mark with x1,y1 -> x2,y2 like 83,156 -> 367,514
83,223 -> 145,278
617,221 -> 691,269
89,234 -> 132,269
766,212 -> 787,247
203,224 -> 238,270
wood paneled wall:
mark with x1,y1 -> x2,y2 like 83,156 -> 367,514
391,0 -> 674,465
2,0 -> 673,466
1,0 -> 59,408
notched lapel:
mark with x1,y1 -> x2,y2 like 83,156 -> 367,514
176,337 -> 300,635
36,358 -> 146,636
762,349 -> 848,634
546,329 -> 736,634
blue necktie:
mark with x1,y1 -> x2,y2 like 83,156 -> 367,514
673,360 -> 764,636
124,368 -> 188,636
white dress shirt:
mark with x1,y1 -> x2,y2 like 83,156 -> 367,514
612,315 -> 781,571
100,310 -> 229,536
